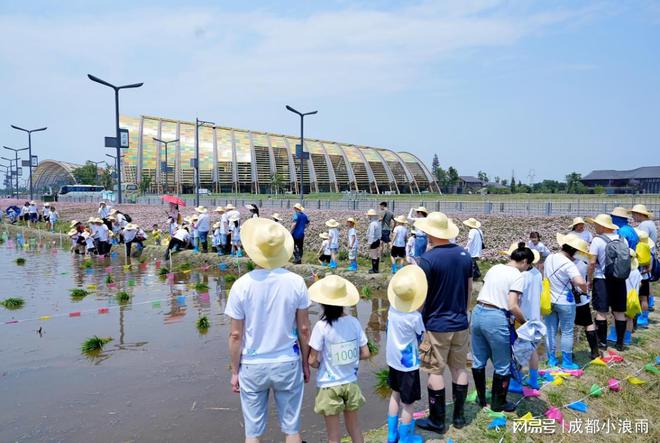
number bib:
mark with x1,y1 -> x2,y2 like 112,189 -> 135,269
329,339 -> 359,366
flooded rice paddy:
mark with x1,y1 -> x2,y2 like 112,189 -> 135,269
0,236 -> 393,442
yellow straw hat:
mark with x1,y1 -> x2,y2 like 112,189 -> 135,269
124,223 -> 139,230
240,217 -> 294,269
69,220 -> 79,227
630,204 -> 653,218
367,209 -> 378,216
502,242 -> 540,264
325,219 -> 340,228
228,214 -> 240,222
569,217 -> 587,228
394,215 -> 408,224
462,218 -> 481,229
213,206 -> 225,213
212,221 -> 221,229
556,233 -> 591,256
319,232 -> 329,240
308,275 -> 359,307
195,206 -> 208,214
610,206 -> 630,219
414,206 -> 428,215
272,213 -> 282,222
586,214 -> 618,231
346,217 -> 356,224
225,203 -> 236,210
293,203 -> 304,211
414,212 -> 459,240
387,265 -> 428,313
67,229 -> 78,236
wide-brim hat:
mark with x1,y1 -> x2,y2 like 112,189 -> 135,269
569,217 -> 586,228
212,222 -> 221,229
309,275 -> 359,307
272,213 -> 282,221
414,211 -> 459,240
556,233 -> 591,256
225,203 -> 235,210
244,204 -> 257,211
462,218 -> 481,229
325,219 -> 339,228
367,209 -> 378,216
387,265 -> 427,312
213,206 -> 225,213
69,220 -> 80,227
414,206 -> 428,215
610,206 -> 630,219
346,217 -> 356,224
228,214 -> 240,222
107,216 -> 116,222
241,218 -> 294,269
630,204 -> 653,218
110,209 -> 118,215
586,214 -> 618,231
124,223 -> 139,230
394,215 -> 408,224
67,229 -> 78,236
44,202 -> 50,207
30,201 -> 36,205
293,203 -> 304,211
99,201 -> 106,206
93,218 -> 104,224
195,206 -> 208,213
86,217 -> 97,223
503,242 -> 540,264
319,232 -> 329,240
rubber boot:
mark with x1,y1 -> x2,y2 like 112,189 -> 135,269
329,259 -> 337,269
637,311 -> 649,328
649,294 -> 655,311
607,326 -> 617,343
391,263 -> 397,274
614,319 -> 627,352
398,422 -> 423,443
546,352 -> 559,367
585,330 -> 600,360
416,388 -> 445,434
452,383 -> 468,429
527,369 -> 540,389
471,368 -> 488,407
490,374 -> 516,412
508,376 -> 523,394
386,415 -> 399,443
595,319 -> 608,350
561,352 -> 579,370
624,330 -> 632,346
237,249 -> 242,257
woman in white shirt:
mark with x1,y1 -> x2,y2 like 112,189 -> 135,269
470,243 -> 532,412
390,216 -> 408,273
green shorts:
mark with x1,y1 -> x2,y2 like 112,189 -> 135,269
314,382 -> 365,416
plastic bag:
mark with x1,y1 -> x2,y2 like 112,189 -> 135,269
625,288 -> 642,319
541,278 -> 552,316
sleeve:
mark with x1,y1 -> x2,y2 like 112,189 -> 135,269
309,323 -> 323,351
415,313 -> 426,335
510,273 -> 524,293
358,323 -> 368,347
292,213 -> 298,222
224,285 -> 244,320
565,262 -> 581,281
588,238 -> 600,256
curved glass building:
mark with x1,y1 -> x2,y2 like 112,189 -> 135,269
120,115 -> 439,194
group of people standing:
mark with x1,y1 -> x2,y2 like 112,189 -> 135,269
1,200 -> 59,231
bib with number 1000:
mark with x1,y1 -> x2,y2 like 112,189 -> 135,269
330,340 -> 359,366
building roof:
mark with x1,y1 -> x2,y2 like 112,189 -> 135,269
583,166 -> 660,180
459,175 -> 483,184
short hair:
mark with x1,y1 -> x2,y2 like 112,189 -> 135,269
380,202 -> 387,207
529,231 -> 541,239
561,243 -> 578,257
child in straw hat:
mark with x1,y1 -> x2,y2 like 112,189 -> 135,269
405,230 -> 416,265
325,219 -> 340,269
308,275 -> 370,443
623,251 -> 642,346
229,214 -> 242,257
318,232 -> 331,266
390,215 -> 409,274
634,228 -> 654,327
385,265 -> 427,443
346,218 -> 358,271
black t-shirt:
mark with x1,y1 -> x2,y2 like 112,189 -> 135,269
417,244 -> 473,332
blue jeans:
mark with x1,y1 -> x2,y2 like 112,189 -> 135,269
414,235 -> 428,257
198,231 -> 209,252
544,303 -> 576,355
470,304 -> 511,376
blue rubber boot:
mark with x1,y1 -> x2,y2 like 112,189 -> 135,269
347,260 -> 357,271
624,330 -> 632,345
508,377 -> 523,394
561,352 -> 579,370
649,295 -> 655,311
547,353 -> 559,367
607,326 -> 617,342
527,369 -> 540,389
387,415 -> 399,443
391,263 -> 397,274
399,422 -> 424,443
237,249 -> 242,257
638,311 -> 649,328
329,259 -> 337,269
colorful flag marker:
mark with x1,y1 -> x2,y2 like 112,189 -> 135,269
522,386 -> 540,398
608,378 -> 622,392
487,417 -> 506,430
644,363 -> 660,375
98,307 -> 109,314
627,376 -> 646,385
589,384 -> 603,397
590,357 -> 606,366
68,311 -> 81,317
567,401 -> 588,412
39,315 -> 50,320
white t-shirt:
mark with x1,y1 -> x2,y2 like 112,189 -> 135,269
196,213 -> 210,232
572,230 -> 593,244
225,268 -> 310,364
231,224 -> 241,243
589,233 -> 621,279
638,220 -> 657,244
528,241 -> 551,258
626,268 -> 642,294
386,307 -> 425,372
309,316 -> 367,388
96,224 -> 110,242
173,228 -> 190,242
348,227 -> 358,250
544,253 -> 581,305
406,236 -> 415,258
477,264 -> 524,310
367,220 -> 381,244
123,228 -> 138,242
520,267 -> 542,321
328,228 -> 339,249
465,228 -> 483,258
392,225 -> 408,247
28,205 -> 37,214
321,239 -> 331,256
98,206 -> 110,219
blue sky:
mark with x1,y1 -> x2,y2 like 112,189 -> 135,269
1,0 -> 659,182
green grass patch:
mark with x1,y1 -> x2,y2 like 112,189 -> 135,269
367,340 -> 379,356
158,267 -> 170,276
246,260 -> 256,272
81,336 -> 112,353
70,288 -> 89,299
116,291 -> 131,304
82,259 -> 93,269
0,297 -> 25,310
15,257 -> 26,265
361,285 -> 372,300
224,274 -> 238,285
373,367 -> 391,399
176,262 -> 192,272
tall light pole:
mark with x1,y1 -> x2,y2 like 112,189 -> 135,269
285,105 -> 317,203
88,160 -> 105,185
194,119 -> 214,207
0,164 -> 11,197
153,137 -> 179,195
3,146 -> 28,200
88,74 -> 143,204
10,125 -> 46,200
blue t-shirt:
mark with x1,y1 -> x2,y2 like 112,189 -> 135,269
615,224 -> 639,251
291,211 -> 309,240
417,244 -> 473,332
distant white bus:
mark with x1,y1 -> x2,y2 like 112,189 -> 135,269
59,185 -> 105,197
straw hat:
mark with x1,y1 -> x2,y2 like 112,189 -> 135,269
503,242 -> 540,264
394,215 -> 408,224
462,218 -> 481,229
346,217 -> 356,224
99,201 -> 106,206
309,275 -> 359,307
228,214 -> 240,222
634,228 -> 654,249
414,211 -> 459,240
556,233 -> 591,256
610,207 -> 630,219
630,204 -> 653,218
319,232 -> 329,240
244,203 -> 257,211
107,216 -> 116,222
325,219 -> 340,228
110,209 -> 118,215
93,218 -> 104,224
569,217 -> 587,228
195,206 -> 208,214
44,202 -> 50,207
191,214 -> 199,221
69,220 -> 80,228
387,265 -> 428,313
225,203 -> 236,210
272,213 -> 282,222
586,214 -> 618,231
212,221 -> 221,229
240,217 -> 294,269
213,206 -> 225,213
124,223 -> 139,230
67,229 -> 78,237
86,216 -> 96,223
414,206 -> 428,215
293,203 -> 305,211
30,201 -> 36,205
367,209 -> 378,216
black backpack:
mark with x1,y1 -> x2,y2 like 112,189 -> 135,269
122,212 -> 132,223
598,234 -> 631,280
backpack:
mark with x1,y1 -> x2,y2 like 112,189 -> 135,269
598,234 -> 631,280
122,213 -> 132,223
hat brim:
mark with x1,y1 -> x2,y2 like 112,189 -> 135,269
241,218 -> 294,269
631,208 -> 653,218
309,279 -> 360,307
462,220 -> 481,229
325,221 -> 339,228
586,217 -> 618,231
195,208 -> 208,213
387,265 -> 428,313
556,233 -> 591,256
414,218 -> 460,240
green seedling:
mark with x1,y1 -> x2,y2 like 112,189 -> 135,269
16,257 -> 26,265
0,297 -> 25,310
70,288 -> 89,299
116,291 -> 130,304
81,336 -> 112,353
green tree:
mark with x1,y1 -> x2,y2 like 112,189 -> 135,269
139,175 -> 152,194
71,162 -> 100,185
434,166 -> 448,193
100,167 -> 113,190
477,170 -> 489,182
431,154 -> 439,173
565,172 -> 583,194
270,172 -> 286,195
447,166 -> 460,194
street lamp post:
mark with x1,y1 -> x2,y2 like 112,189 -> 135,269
10,125 -> 47,201
0,164 -> 11,197
153,137 -> 179,195
88,160 -> 105,185
3,146 -> 28,200
285,106 -> 317,203
88,74 -> 143,204
194,119 -> 214,207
